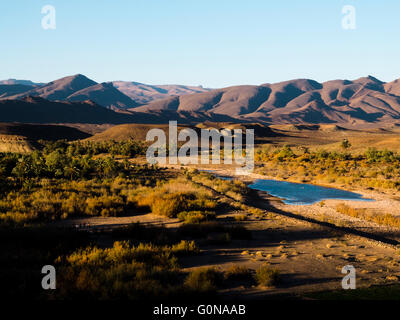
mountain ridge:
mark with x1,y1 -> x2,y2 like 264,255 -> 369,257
0,74 -> 212,109
2,74 -> 400,126
130,76 -> 400,125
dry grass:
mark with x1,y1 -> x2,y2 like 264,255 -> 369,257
134,177 -> 218,218
336,203 -> 400,228
184,268 -> 221,293
177,211 -> 216,224
234,214 -> 248,222
254,265 -> 281,287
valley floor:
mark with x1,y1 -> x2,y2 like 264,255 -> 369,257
56,165 -> 400,299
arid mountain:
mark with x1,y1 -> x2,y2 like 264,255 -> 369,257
0,75 -> 210,109
2,74 -> 400,126
0,122 -> 91,152
67,82 -> 139,110
384,79 -> 400,96
0,84 -> 36,98
0,79 -> 44,86
1,74 -> 138,110
5,74 -> 97,101
0,122 -> 91,141
112,81 -> 211,105
131,76 -> 400,126
87,122 -> 276,143
0,96 -> 135,124
0,96 -> 240,125
87,123 -> 193,142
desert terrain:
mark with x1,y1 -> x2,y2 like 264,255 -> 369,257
0,123 -> 391,300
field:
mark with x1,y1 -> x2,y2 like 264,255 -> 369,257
3,123 -> 400,301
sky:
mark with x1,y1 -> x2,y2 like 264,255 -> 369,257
0,0 -> 399,88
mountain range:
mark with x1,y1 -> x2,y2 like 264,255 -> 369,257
0,74 -> 211,110
132,76 -> 400,126
1,74 -> 400,126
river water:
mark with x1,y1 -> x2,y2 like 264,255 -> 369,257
248,179 -> 374,205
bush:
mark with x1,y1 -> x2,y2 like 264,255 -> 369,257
177,211 -> 216,224
336,203 -> 400,228
255,265 -> 280,287
135,178 -> 218,218
170,240 -> 200,255
152,192 -> 195,217
54,240 -> 201,299
234,214 -> 247,221
184,268 -> 221,292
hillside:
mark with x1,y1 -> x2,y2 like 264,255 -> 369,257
87,123 -> 192,142
0,123 -> 92,152
67,82 -> 139,110
0,79 -> 44,86
0,123 -> 91,141
2,74 -> 400,127
88,122 -> 280,143
1,74 -> 138,110
132,76 -> 400,126
112,81 -> 211,105
0,75 -> 210,109
0,97 -> 137,124
0,96 -> 241,125
6,74 -> 97,101
0,84 -> 36,98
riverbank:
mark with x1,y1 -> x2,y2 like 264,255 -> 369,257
53,164 -> 400,298
200,165 -> 400,215
198,166 -> 400,243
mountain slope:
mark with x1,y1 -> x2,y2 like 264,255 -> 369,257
0,96 -> 135,124
0,79 -> 44,86
384,79 -> 400,96
133,76 -> 400,125
0,84 -> 36,98
0,75 -> 211,109
0,96 -> 241,125
6,74 -> 97,101
2,74 -> 400,126
0,122 -> 91,141
112,81 -> 211,105
67,82 -> 139,109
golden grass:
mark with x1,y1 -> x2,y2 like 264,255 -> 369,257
336,203 -> 400,228
255,146 -> 400,191
134,177 -> 218,218
254,265 -> 281,287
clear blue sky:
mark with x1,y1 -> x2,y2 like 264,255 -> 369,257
0,0 -> 399,87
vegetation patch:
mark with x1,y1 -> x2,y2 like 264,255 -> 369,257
134,177 -> 218,218
255,146 -> 400,191
336,203 -> 400,228
54,240 -> 200,299
177,211 -> 216,224
184,268 -> 222,293
255,265 -> 281,287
